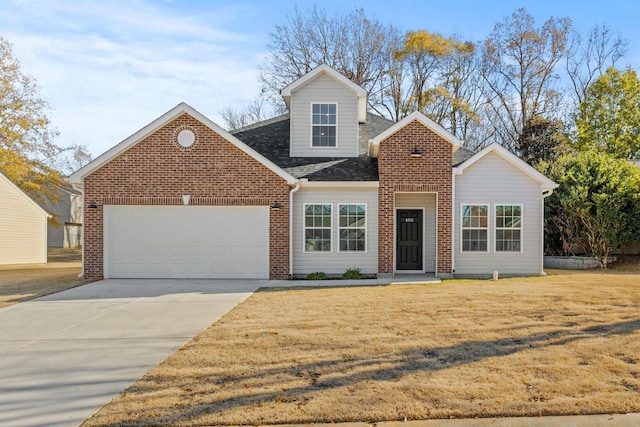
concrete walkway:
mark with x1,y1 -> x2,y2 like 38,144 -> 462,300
0,279 -> 263,427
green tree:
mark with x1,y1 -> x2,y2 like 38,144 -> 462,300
518,115 -> 569,166
0,36 -> 62,203
542,151 -> 640,267
574,67 -> 640,159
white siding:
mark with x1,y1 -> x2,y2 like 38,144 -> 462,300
290,75 -> 359,157
395,193 -> 437,272
454,151 -> 544,276
0,176 -> 48,265
293,187 -> 378,275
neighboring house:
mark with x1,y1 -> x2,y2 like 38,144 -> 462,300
68,64 -> 558,280
0,172 -> 50,265
40,184 -> 83,248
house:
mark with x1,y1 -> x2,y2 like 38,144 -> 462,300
0,172 -> 51,265
68,64 -> 558,280
40,184 -> 83,248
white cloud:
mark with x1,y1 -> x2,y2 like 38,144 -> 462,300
1,0 -> 269,157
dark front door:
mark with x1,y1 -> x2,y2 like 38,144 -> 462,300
396,210 -> 423,270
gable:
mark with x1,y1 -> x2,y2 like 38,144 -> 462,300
288,74 -> 361,158
456,151 -> 542,193
454,143 -> 558,192
369,112 -> 461,158
82,114 -> 294,198
0,173 -> 50,218
69,103 -> 296,187
281,64 -> 367,123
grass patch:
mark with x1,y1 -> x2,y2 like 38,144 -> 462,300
0,248 -> 84,308
83,271 -> 640,425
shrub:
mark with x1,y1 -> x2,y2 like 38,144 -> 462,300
342,268 -> 363,280
307,272 -> 327,280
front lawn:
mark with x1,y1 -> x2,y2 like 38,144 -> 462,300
0,248 -> 83,308
83,271 -> 640,426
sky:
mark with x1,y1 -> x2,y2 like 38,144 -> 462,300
2,0 -> 639,159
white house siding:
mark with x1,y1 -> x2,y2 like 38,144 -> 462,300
292,186 -> 378,275
0,175 -> 48,265
289,75 -> 359,158
454,152 -> 544,276
395,193 -> 437,272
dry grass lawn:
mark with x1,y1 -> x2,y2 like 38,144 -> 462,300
0,247 -> 83,308
82,266 -> 640,426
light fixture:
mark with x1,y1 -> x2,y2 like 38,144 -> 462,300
87,203 -> 98,209
270,201 -> 282,210
410,146 -> 422,158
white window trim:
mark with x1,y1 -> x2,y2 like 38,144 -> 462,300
494,203 -> 524,253
303,203 -> 333,253
337,203 -> 367,253
460,203 -> 490,253
310,102 -> 338,148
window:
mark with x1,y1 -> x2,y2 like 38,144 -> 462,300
304,204 -> 332,252
339,204 -> 366,252
312,103 -> 337,147
461,205 -> 488,252
496,205 -> 522,252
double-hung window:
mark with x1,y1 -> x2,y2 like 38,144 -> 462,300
461,205 -> 488,252
495,205 -> 522,252
338,204 -> 366,252
311,103 -> 337,147
304,204 -> 332,252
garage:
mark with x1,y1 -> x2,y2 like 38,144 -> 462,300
103,205 -> 269,279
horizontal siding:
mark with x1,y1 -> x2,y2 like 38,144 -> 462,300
290,75 -> 359,158
0,177 -> 48,264
395,193 -> 437,272
293,187 -> 378,275
454,152 -> 543,276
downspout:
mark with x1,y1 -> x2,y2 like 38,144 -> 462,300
289,180 -> 301,278
451,168 -> 456,276
540,187 -> 555,275
71,182 -> 85,279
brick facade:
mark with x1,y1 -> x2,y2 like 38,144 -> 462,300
377,120 -> 453,276
83,113 -> 291,280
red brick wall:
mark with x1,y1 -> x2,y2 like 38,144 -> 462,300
378,120 -> 453,275
83,113 -> 291,280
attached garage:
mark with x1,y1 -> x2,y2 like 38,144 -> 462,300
103,205 -> 269,279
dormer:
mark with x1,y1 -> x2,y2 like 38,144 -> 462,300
281,64 -> 367,158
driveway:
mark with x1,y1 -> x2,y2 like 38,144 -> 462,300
0,279 -> 263,427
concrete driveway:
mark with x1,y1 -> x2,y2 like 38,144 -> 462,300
0,278 -> 263,427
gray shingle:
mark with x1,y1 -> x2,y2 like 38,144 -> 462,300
232,113 -> 475,181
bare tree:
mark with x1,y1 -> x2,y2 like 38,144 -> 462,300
220,97 -> 268,131
480,8 -> 572,152
565,24 -> 628,106
259,5 -> 398,112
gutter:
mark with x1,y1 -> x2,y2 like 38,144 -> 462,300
289,181 -> 301,277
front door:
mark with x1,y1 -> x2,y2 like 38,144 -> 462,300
396,210 -> 423,271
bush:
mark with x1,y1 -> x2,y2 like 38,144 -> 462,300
342,268 -> 363,280
307,272 -> 327,280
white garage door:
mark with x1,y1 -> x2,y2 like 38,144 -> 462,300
104,206 -> 269,279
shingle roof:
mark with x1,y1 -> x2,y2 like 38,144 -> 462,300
232,113 -> 476,181
232,114 -> 392,181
